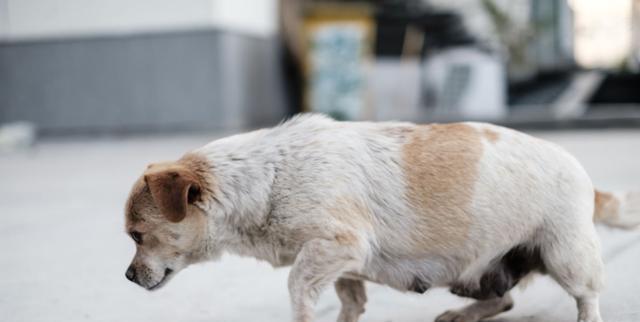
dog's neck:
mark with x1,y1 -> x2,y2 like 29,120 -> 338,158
192,115 -> 338,263
194,128 -> 281,259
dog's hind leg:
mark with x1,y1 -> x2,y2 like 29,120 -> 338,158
434,292 -> 514,322
541,223 -> 604,322
288,236 -> 366,322
334,278 -> 366,322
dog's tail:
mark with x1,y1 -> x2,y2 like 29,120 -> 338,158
594,189 -> 640,229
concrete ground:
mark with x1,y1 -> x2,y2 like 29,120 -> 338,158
1,128 -> 640,322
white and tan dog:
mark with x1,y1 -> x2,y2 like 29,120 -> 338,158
124,114 -> 639,322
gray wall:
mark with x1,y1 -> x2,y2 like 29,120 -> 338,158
0,29 -> 286,135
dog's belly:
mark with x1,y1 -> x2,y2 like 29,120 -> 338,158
344,255 -> 457,293
343,243 -> 545,298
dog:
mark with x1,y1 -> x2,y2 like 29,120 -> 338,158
124,114 -> 639,322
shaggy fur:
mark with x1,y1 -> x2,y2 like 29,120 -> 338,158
124,114 -> 640,322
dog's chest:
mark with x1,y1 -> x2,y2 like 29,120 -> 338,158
229,233 -> 300,268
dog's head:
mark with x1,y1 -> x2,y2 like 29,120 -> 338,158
124,155 -> 213,291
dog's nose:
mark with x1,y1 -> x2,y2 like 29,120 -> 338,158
125,265 -> 137,282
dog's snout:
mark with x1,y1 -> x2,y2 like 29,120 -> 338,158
125,265 -> 137,282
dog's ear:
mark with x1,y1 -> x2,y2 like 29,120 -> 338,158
144,165 -> 201,223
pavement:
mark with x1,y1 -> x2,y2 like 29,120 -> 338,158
1,128 -> 640,322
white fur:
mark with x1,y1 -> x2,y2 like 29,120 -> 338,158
170,114 -> 610,322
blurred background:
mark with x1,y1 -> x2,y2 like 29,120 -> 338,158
1,1 -> 640,322
1,0 -> 640,138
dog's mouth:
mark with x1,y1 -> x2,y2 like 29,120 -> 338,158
147,268 -> 174,291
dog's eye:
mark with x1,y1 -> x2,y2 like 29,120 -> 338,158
130,231 -> 143,245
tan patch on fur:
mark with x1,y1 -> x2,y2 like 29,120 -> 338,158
125,152 -> 214,228
402,123 -> 483,254
327,197 -> 374,231
323,197 -> 373,248
335,232 -> 358,246
483,128 -> 500,143
594,190 -> 620,222
125,176 -> 154,231
178,153 -> 214,184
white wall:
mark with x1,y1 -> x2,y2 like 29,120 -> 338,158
0,0 -> 277,41
211,0 -> 277,37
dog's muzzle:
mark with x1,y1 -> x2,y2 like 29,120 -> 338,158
125,265 -> 174,290
125,265 -> 137,283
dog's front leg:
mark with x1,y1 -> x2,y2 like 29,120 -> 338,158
335,278 -> 366,322
288,237 -> 365,322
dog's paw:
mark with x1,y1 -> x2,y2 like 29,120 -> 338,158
434,310 -> 477,322
578,312 -> 604,322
